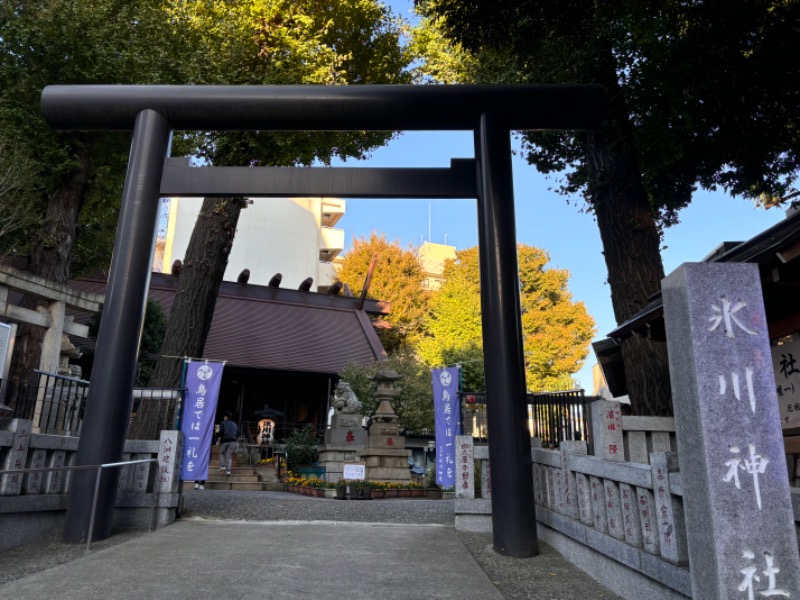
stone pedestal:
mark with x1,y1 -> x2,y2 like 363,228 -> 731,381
318,444 -> 362,483
320,408 -> 366,482
358,408 -> 411,482
323,412 -> 366,446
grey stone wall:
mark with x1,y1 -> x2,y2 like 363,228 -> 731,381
0,420 -> 182,550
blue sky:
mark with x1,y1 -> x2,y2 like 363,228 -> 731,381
328,0 -> 787,391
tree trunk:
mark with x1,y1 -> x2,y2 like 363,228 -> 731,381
30,139 -> 93,282
6,138 -> 93,414
584,131 -> 673,415
148,197 -> 248,387
137,197 -> 246,439
582,70 -> 673,415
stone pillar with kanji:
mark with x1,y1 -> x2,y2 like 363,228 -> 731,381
663,262 -> 800,599
590,400 -> 624,461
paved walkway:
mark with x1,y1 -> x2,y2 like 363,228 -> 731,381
0,490 -> 621,599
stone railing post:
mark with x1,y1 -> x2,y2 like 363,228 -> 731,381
156,430 -> 182,495
476,445 -> 491,499
590,400 -> 623,460
649,452 -> 688,564
0,419 -> 31,495
455,435 -> 475,499
558,440 -> 585,519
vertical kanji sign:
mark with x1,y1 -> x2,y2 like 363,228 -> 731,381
433,366 -> 460,488
180,360 -> 225,481
663,263 -> 800,599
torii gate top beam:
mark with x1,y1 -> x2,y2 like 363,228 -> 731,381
41,84 -> 604,132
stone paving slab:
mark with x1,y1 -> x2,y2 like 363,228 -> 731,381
0,518 -> 503,600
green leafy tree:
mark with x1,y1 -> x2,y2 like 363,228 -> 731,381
284,425 -> 320,471
0,138 -> 36,253
144,1 -> 413,390
418,246 -> 595,392
339,349 -> 435,434
86,298 -> 167,387
336,233 -> 431,352
415,0 -> 800,414
0,0 -> 194,277
0,0 -> 198,392
438,343 -> 484,393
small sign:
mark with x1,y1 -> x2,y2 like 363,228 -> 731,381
342,462 -> 365,480
0,322 -> 11,380
772,336 -> 800,428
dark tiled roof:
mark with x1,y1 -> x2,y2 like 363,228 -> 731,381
607,208 -> 800,342
74,273 -> 387,374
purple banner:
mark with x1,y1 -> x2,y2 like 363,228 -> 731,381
433,366 -> 460,487
180,360 -> 225,480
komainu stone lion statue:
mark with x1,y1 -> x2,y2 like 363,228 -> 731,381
332,381 -> 362,414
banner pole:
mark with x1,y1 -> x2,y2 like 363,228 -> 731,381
457,363 -> 464,436
175,357 -> 189,430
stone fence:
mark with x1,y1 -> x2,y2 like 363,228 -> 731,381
454,406 -> 800,600
619,416 -> 676,465
0,418 -> 183,552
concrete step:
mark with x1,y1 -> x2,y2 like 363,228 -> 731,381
262,482 -> 287,492
257,471 -> 280,483
186,466 -> 284,488
215,475 -> 261,484
201,481 -> 287,492
207,466 -> 250,476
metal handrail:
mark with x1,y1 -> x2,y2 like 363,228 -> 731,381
0,457 -> 159,551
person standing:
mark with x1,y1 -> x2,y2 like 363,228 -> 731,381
194,424 -> 220,490
218,411 -> 239,476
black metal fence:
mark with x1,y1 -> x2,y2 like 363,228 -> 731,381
128,388 -> 186,439
2,371 -> 183,439
461,390 -> 598,452
3,371 -> 89,435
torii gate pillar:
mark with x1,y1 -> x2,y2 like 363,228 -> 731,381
475,113 -> 537,556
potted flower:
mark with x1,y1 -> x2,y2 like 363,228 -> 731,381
322,480 -> 337,499
409,481 -> 424,497
351,480 -> 371,499
397,482 -> 411,498
335,480 -> 348,500
383,482 -> 398,499
361,480 -> 375,499
313,479 -> 328,498
370,481 -> 385,500
425,470 -> 442,499
425,484 -> 442,500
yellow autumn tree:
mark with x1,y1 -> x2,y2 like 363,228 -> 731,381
336,233 -> 431,352
419,245 -> 595,391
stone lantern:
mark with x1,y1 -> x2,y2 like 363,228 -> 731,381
357,367 -> 411,482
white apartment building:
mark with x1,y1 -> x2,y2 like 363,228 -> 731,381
155,197 -> 346,292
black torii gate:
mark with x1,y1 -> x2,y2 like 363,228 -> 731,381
41,84 -> 604,557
